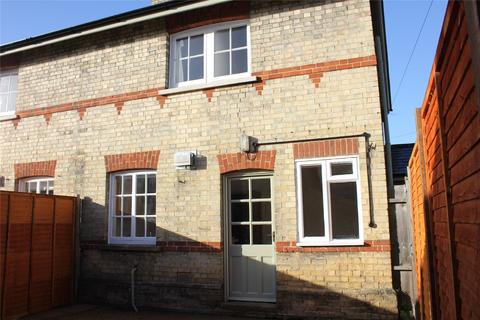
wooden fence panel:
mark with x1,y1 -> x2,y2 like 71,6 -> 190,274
29,196 -> 55,314
409,2 -> 479,320
3,193 -> 34,320
52,197 -> 75,308
0,192 -> 9,317
0,192 -> 76,320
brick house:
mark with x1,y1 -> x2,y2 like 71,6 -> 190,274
0,0 -> 397,318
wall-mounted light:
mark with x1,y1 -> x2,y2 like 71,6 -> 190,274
240,133 -> 258,153
174,150 -> 197,170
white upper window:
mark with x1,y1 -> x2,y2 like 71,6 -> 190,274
169,21 -> 251,88
0,70 -> 18,116
19,177 -> 54,195
109,171 -> 157,245
296,156 -> 363,246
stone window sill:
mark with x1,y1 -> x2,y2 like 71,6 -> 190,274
0,113 -> 17,122
159,76 -> 258,96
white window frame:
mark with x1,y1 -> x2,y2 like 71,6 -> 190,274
169,20 -> 251,89
19,177 -> 54,195
108,170 -> 157,245
0,69 -> 18,117
295,156 -> 364,246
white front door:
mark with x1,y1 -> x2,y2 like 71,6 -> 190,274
226,175 -> 276,302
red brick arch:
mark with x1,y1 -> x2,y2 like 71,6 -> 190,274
14,160 -> 57,179
217,150 -> 276,174
104,150 -> 160,173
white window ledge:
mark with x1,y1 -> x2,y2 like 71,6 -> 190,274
0,114 -> 17,121
296,240 -> 364,247
159,76 -> 258,96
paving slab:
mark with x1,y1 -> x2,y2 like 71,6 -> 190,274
22,304 -> 257,320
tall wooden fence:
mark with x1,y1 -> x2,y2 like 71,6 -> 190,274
408,2 -> 480,320
0,191 -> 77,320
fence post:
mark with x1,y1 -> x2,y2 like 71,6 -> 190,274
416,108 -> 437,320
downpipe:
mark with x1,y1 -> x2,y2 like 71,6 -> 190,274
131,264 -> 138,312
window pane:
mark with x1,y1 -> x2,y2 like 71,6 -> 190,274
136,196 -> 145,215
135,217 -> 145,237
114,218 -> 121,237
147,217 -> 156,237
147,174 -> 156,193
115,197 -> 121,216
115,176 -> 122,195
189,35 -> 203,56
231,225 -> 249,244
177,38 -> 188,58
136,175 -> 145,194
232,49 -> 248,74
6,92 -> 16,112
0,77 -> 8,92
178,59 -> 188,82
0,94 -> 7,113
232,26 -> 247,48
40,181 -> 48,194
231,179 -> 248,199
147,196 -> 156,215
252,179 -> 270,199
252,225 -> 272,244
123,196 -> 132,215
331,163 -> 353,176
252,202 -> 271,221
30,182 -> 37,194
8,75 -> 18,91
331,182 -> 359,239
214,52 -> 230,77
301,166 -> 325,237
214,29 -> 229,51
122,218 -> 131,237
123,176 -> 132,194
231,202 -> 249,222
189,56 -> 204,80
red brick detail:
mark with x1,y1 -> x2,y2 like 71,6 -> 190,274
0,56 -> 376,124
253,55 -> 377,89
115,101 -> 124,115
80,240 -> 223,253
276,240 -> 391,253
156,241 -> 223,253
217,150 -> 276,174
9,87 -> 163,121
44,113 -> 52,125
104,150 -> 160,173
14,160 -> 57,179
293,137 -> 359,159
78,107 -> 86,120
156,95 -> 167,108
252,79 -> 266,95
12,118 -> 19,129
203,89 -> 214,102
165,2 -> 250,34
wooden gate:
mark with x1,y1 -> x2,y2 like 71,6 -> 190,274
0,191 -> 77,320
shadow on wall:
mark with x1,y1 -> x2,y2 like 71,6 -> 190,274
78,197 -> 398,320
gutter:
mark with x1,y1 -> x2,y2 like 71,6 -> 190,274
0,0 -> 232,57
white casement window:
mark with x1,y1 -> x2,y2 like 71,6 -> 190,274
19,177 -> 54,195
109,171 -> 157,245
169,21 -> 251,88
0,70 -> 18,117
296,156 -> 364,246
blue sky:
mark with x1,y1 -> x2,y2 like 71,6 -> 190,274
0,0 -> 448,144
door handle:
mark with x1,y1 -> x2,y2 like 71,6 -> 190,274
272,230 -> 275,242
